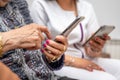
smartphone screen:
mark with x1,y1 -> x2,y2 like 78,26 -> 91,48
82,25 -> 115,46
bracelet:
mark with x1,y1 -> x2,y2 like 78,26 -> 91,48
0,33 -> 3,57
70,57 -> 75,63
66,56 -> 75,66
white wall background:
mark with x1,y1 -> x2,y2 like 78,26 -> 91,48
85,0 -> 120,40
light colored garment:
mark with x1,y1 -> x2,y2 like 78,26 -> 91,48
54,58 -> 120,80
30,0 -> 120,80
30,0 -> 99,59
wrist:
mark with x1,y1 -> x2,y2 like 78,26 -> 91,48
46,55 -> 62,63
65,55 -> 75,66
1,32 -> 17,54
0,33 -> 3,57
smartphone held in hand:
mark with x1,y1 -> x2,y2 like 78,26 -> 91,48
82,25 -> 115,46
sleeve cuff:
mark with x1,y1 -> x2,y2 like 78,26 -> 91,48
42,54 -> 64,71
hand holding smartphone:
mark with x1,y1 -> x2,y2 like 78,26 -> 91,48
82,25 -> 115,46
54,16 -> 85,43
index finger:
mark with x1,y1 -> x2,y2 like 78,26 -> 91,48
38,25 -> 52,39
93,64 -> 105,71
55,35 -> 68,46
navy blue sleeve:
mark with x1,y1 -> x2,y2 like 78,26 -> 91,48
42,54 -> 64,71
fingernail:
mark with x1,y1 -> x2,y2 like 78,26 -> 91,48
95,37 -> 98,41
41,49 -> 44,53
89,40 -> 92,44
90,68 -> 93,72
43,43 -> 47,48
104,34 -> 107,37
46,39 -> 50,45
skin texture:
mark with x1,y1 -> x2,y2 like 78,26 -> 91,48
1,23 -> 68,62
56,0 -> 78,16
1,23 -> 51,53
0,62 -> 20,80
0,0 -> 10,7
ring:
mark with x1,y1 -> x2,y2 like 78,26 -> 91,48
51,56 -> 57,62
48,50 -> 52,54
63,46 -> 66,52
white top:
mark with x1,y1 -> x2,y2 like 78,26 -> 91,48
30,0 -> 99,59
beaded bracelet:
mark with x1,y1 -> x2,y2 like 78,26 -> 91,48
66,56 -> 75,66
70,57 -> 75,63
0,33 -> 3,57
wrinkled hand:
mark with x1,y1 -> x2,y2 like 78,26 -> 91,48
73,58 -> 104,72
85,34 -> 110,58
2,23 -> 51,53
41,35 -> 68,62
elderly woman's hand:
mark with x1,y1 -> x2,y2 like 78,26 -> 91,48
85,34 -> 110,58
41,35 -> 68,62
1,23 -> 51,53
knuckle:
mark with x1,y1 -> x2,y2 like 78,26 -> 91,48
33,36 -> 39,41
32,43 -> 36,47
36,46 -> 41,49
44,27 -> 48,30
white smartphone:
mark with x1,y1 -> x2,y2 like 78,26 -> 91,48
82,25 -> 115,46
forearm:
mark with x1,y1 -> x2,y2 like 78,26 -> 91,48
64,55 -> 75,66
64,54 -> 83,68
1,32 -> 17,55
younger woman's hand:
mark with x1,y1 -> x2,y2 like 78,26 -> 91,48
65,55 -> 104,72
76,58 -> 104,72
85,34 -> 110,58
41,35 -> 68,62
